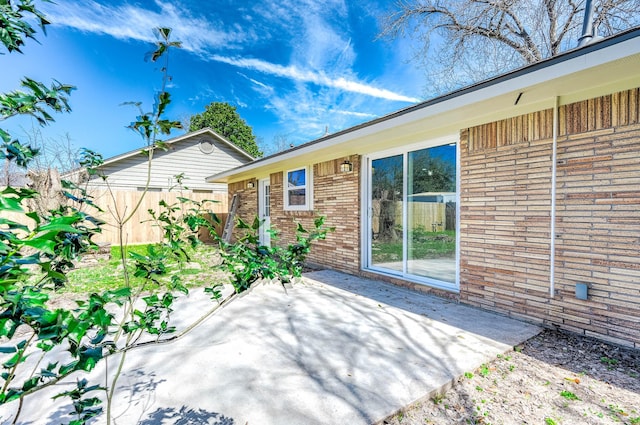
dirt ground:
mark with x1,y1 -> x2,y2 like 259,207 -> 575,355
381,329 -> 640,425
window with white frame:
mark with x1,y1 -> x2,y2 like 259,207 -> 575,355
284,167 -> 312,210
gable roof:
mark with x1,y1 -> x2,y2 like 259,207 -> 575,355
207,26 -> 640,184
100,127 -> 255,167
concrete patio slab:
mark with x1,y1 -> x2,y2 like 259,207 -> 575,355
0,270 -> 541,425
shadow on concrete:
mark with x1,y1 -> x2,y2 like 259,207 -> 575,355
183,270 -> 541,423
113,369 -> 167,422
306,269 -> 540,346
139,406 -> 235,425
292,270 -> 541,422
27,394 -> 99,425
7,271 -> 539,425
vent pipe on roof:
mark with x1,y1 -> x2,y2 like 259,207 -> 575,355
577,0 -> 602,47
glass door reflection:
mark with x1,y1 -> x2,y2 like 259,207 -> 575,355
370,154 -> 403,272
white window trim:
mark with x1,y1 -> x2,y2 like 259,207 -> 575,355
283,166 -> 313,211
360,134 -> 460,292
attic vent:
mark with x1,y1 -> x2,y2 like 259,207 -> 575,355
199,140 -> 214,154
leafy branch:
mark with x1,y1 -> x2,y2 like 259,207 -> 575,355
0,0 -> 50,54
218,215 -> 334,293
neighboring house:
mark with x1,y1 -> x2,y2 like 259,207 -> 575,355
81,127 -> 254,193
208,28 -> 640,347
64,128 -> 254,244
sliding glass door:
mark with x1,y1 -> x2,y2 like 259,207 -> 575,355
367,141 -> 458,289
370,154 -> 404,272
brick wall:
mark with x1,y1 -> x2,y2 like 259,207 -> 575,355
461,88 -> 640,347
231,156 -> 361,274
555,123 -> 640,345
460,123 -> 554,319
228,179 -> 257,241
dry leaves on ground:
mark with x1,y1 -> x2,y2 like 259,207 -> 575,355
382,329 -> 640,425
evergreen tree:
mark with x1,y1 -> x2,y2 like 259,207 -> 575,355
189,102 -> 262,157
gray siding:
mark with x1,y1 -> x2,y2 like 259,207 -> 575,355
88,134 -> 249,193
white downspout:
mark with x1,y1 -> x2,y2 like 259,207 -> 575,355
549,96 -> 559,297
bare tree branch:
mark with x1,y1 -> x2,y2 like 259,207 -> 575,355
379,0 -> 640,95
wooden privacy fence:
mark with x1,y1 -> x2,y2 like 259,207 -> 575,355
371,200 -> 452,234
89,190 -> 228,245
1,189 -> 228,245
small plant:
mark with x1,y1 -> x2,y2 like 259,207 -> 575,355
479,363 -> 491,377
545,417 -> 558,425
607,404 -> 628,418
432,394 -> 444,404
629,416 -> 640,424
464,371 -> 474,379
560,390 -> 580,401
600,356 -> 618,370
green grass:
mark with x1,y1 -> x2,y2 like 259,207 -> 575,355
62,244 -> 222,294
110,243 -> 153,261
372,229 -> 455,263
65,263 -> 133,293
61,244 -> 156,293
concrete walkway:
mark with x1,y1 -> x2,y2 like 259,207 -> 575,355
1,270 -> 540,425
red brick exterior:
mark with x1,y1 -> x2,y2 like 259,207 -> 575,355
228,179 -> 258,236
232,156 -> 361,274
461,88 -> 640,347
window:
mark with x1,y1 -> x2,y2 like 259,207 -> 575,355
284,167 -> 312,210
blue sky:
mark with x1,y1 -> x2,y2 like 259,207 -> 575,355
1,0 -> 425,159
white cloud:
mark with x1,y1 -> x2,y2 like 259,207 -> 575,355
43,0 -> 249,52
259,78 -> 394,144
331,109 -> 378,118
237,73 -> 275,98
44,0 -> 418,104
292,13 -> 354,72
210,54 -> 418,103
